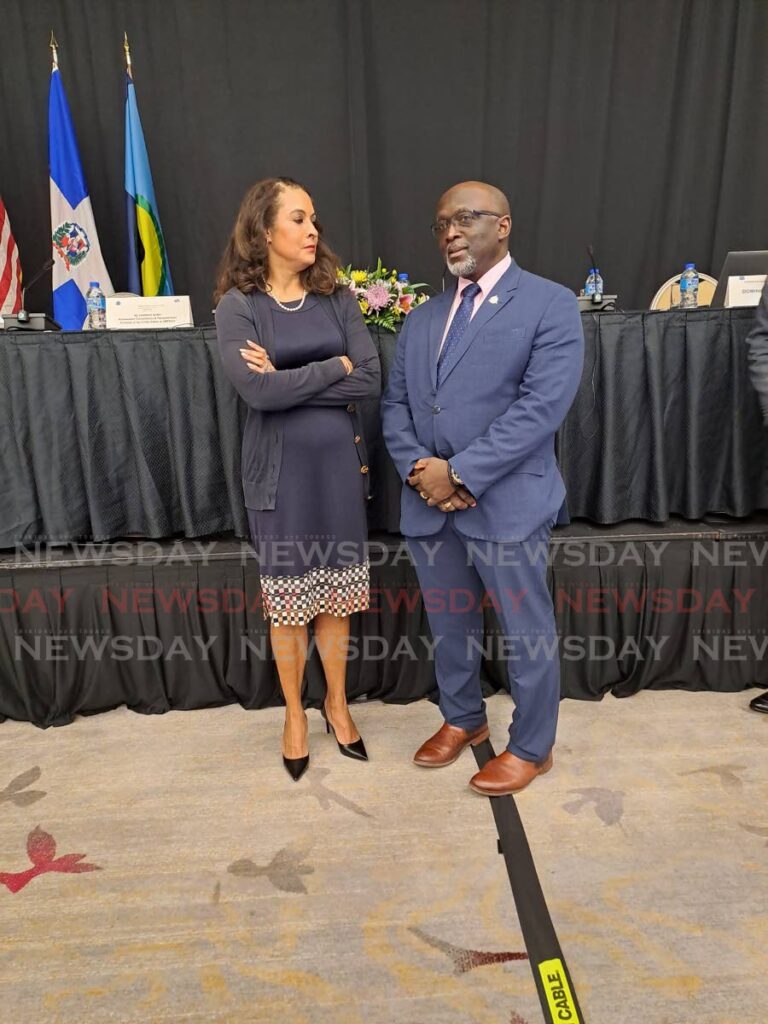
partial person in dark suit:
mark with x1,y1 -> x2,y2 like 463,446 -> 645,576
381,181 -> 584,796
745,279 -> 768,714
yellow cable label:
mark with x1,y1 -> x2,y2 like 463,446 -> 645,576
538,959 -> 580,1023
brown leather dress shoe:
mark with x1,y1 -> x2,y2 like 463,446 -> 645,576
413,721 -> 490,768
468,750 -> 554,796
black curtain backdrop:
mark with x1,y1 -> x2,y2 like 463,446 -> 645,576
2,0 -> 768,324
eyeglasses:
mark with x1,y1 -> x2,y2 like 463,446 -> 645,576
430,209 -> 504,237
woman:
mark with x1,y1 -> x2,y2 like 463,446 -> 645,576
214,177 -> 380,781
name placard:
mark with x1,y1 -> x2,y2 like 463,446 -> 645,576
106,296 -> 194,329
725,275 -> 766,308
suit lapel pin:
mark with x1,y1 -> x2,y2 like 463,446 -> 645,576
488,295 -> 499,304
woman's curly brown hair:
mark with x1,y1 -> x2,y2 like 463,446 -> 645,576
213,177 -> 341,303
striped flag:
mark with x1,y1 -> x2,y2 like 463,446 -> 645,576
0,196 -> 23,315
125,71 -> 173,296
49,61 -> 113,330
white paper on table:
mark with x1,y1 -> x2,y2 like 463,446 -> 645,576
106,295 -> 194,329
725,275 -> 766,308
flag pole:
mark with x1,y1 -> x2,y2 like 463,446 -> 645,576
50,30 -> 58,70
124,32 -> 133,80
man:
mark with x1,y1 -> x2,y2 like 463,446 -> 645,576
745,280 -> 768,714
381,181 -> 584,796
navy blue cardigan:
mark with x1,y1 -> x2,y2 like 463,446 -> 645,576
215,285 -> 381,509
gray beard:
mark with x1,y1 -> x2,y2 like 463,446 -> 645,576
446,253 -> 477,278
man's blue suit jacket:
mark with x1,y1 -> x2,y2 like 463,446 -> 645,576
381,258 -> 585,542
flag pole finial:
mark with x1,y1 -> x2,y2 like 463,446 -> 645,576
124,32 -> 132,78
50,31 -> 59,70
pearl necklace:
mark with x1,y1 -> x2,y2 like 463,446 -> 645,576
270,289 -> 307,312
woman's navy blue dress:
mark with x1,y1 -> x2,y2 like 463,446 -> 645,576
248,294 -> 369,625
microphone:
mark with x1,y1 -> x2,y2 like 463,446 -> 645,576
16,258 -> 55,324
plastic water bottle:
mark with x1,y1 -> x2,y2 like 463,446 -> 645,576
86,281 -> 106,330
584,268 -> 604,302
679,263 -> 699,309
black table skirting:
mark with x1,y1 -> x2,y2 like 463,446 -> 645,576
0,521 -> 765,728
1,308 -> 767,548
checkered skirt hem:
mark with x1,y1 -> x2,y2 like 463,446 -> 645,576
260,560 -> 370,626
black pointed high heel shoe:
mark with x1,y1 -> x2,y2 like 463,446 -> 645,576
282,711 -> 309,781
321,705 -> 369,761
282,754 -> 309,782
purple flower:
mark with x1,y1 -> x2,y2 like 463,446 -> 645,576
364,283 -> 390,312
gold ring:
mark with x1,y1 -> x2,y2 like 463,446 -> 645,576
443,501 -> 454,510
420,491 -> 428,500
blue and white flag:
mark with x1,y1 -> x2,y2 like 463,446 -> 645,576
49,66 -> 113,330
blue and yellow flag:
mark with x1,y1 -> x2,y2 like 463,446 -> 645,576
124,73 -> 172,296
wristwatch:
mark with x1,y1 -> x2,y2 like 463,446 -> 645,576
448,462 -> 463,488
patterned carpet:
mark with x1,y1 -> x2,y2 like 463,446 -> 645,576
0,690 -> 766,1023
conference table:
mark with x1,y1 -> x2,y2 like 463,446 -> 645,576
1,307 -> 766,548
